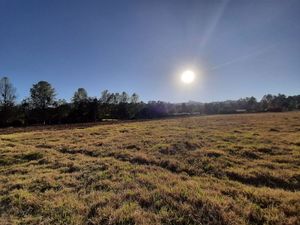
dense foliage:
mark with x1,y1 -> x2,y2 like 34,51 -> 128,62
0,76 -> 299,127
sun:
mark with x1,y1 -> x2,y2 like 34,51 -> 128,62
181,70 -> 195,84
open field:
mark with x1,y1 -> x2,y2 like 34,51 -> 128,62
0,112 -> 299,225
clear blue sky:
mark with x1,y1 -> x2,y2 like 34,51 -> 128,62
1,0 -> 299,103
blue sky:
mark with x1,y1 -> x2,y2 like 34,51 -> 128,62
0,0 -> 299,103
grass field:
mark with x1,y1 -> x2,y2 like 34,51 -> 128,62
0,112 -> 299,225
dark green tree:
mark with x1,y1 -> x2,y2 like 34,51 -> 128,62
30,81 -> 56,110
72,88 -> 88,104
30,81 -> 56,124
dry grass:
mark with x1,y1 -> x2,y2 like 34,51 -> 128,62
0,112 -> 300,224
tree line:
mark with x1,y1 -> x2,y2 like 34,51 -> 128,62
0,76 -> 299,127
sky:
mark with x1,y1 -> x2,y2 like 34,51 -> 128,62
0,0 -> 300,103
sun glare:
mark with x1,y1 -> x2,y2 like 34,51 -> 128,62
181,70 -> 195,84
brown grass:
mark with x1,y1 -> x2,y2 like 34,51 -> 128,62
0,112 -> 300,224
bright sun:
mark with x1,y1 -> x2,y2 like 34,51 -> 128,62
181,70 -> 195,84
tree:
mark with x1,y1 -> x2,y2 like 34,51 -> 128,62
120,91 -> 129,103
88,98 -> 99,122
51,99 -> 71,124
99,90 -> 109,119
72,88 -> 88,103
100,90 -> 110,104
30,81 -> 55,124
261,94 -> 274,111
0,77 -> 17,125
30,81 -> 56,110
130,93 -> 139,104
107,93 -> 117,104
246,97 -> 257,112
114,93 -> 121,104
0,77 -> 16,107
273,94 -> 288,111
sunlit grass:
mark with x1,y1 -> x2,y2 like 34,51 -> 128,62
0,112 -> 299,224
